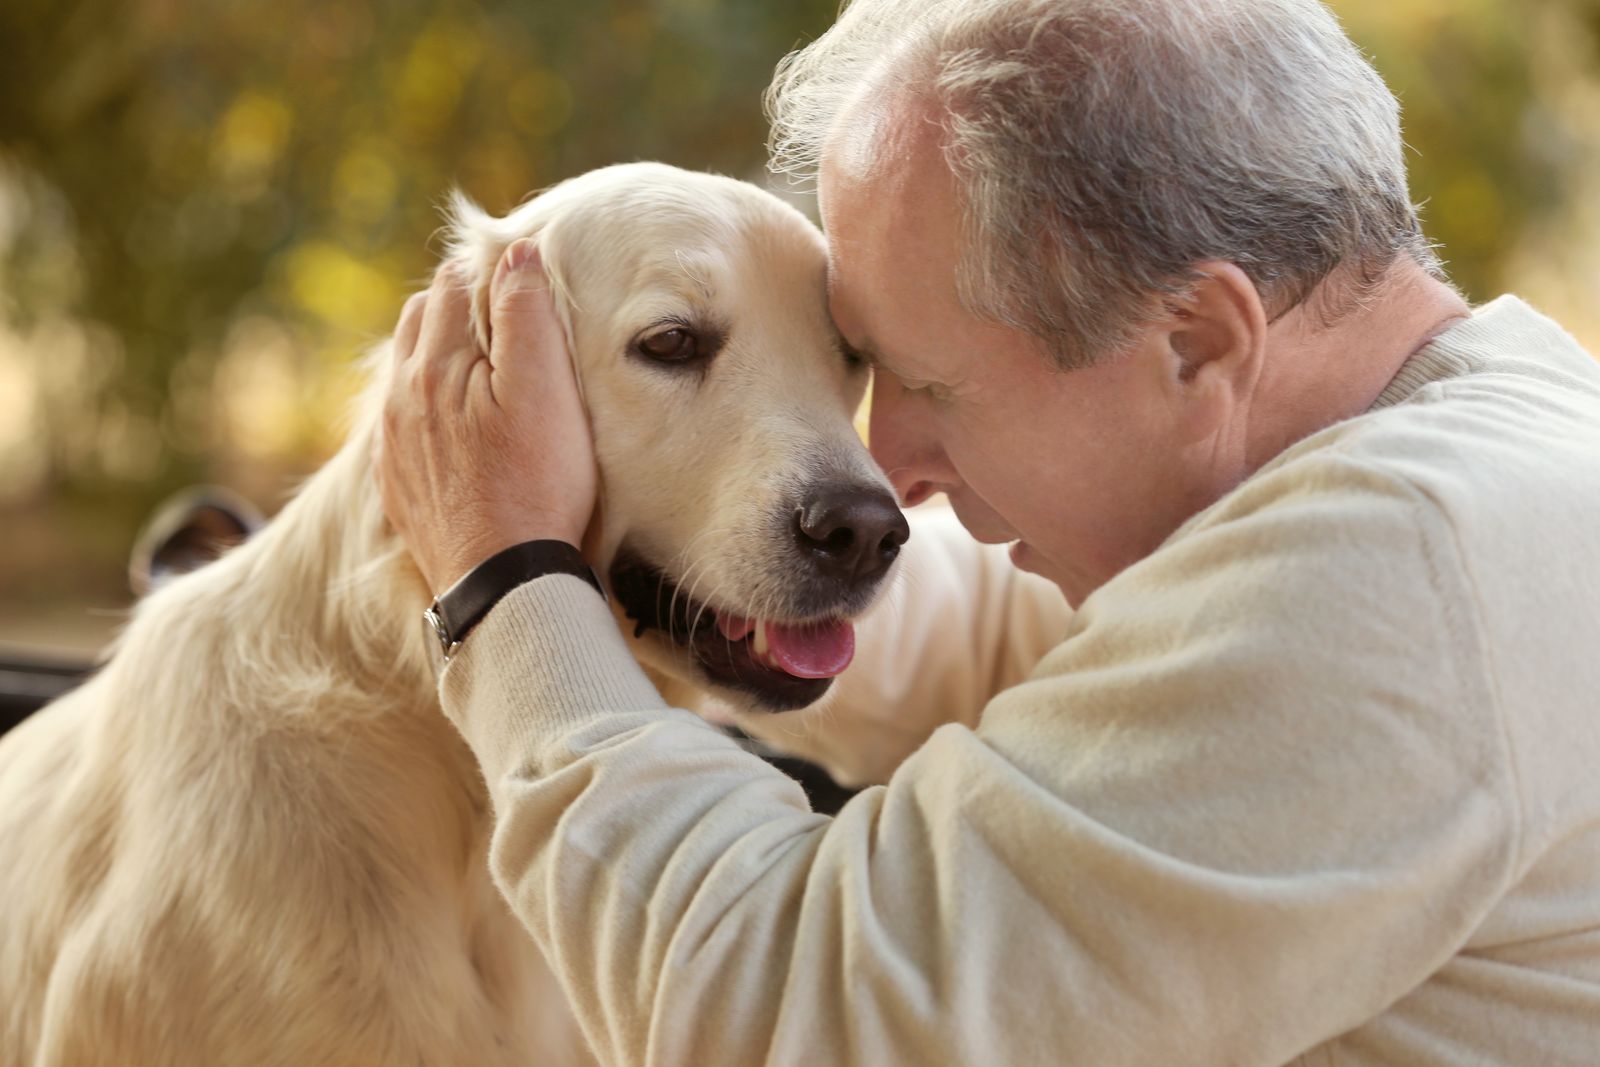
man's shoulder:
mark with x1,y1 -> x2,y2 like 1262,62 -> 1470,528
1317,305 -> 1600,550
1157,320 -> 1600,708
1122,376 -> 1562,656
1363,293 -> 1600,490
1245,295 -> 1600,551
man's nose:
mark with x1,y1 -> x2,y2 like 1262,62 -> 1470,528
868,382 -> 940,507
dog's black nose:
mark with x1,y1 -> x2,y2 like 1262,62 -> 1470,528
794,486 -> 909,588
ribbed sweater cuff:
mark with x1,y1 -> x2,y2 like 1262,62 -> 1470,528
438,573 -> 672,782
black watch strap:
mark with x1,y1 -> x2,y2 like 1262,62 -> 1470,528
423,539 -> 604,661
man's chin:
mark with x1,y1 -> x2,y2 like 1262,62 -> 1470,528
1008,540 -> 1055,579
1009,541 -> 1085,603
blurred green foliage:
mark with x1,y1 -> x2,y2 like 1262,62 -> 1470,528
0,0 -> 1596,645
0,0 -> 840,624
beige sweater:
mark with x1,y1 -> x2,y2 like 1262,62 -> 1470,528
440,296 -> 1600,1066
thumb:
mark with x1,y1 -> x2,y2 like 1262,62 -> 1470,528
488,238 -> 568,390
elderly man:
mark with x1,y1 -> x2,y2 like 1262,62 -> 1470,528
377,0 -> 1600,1063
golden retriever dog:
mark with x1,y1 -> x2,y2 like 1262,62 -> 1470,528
0,162 -> 906,1066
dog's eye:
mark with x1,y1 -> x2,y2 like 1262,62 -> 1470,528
638,327 -> 698,363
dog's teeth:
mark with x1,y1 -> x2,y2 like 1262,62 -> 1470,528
753,623 -> 769,657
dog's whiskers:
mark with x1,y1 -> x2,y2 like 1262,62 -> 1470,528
659,526 -> 736,646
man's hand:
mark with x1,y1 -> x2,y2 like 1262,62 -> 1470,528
376,239 -> 597,594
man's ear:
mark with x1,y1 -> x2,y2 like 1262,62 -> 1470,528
1159,260 -> 1268,443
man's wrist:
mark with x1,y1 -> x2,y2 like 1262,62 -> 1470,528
438,523 -> 586,595
425,539 -> 604,662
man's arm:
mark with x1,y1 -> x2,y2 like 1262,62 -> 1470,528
716,503 -> 1073,786
440,450 -> 1517,1066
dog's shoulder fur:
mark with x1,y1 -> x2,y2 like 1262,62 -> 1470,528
0,369 -> 586,1064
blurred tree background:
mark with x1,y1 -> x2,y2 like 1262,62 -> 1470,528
0,0 -> 1596,652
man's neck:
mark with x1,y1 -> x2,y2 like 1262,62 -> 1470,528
1244,260 -> 1471,474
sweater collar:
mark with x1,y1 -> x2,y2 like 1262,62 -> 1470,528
1369,294 -> 1540,410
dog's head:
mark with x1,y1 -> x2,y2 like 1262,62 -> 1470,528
448,163 -> 905,712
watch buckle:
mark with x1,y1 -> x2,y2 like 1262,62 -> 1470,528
423,604 -> 461,663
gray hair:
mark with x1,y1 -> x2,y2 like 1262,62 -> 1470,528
766,0 -> 1441,367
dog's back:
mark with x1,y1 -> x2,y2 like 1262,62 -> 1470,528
0,431 -> 587,1065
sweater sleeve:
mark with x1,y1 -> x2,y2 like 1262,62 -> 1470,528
439,450 -> 1518,1067
715,503 -> 1074,786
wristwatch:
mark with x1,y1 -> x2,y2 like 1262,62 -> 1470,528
422,539 -> 605,662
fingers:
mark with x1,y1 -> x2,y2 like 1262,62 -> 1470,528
487,238 -> 570,400
439,332 -> 480,410
415,259 -> 478,386
392,291 -> 428,362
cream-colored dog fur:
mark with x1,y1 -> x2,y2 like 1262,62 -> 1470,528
0,163 -> 894,1065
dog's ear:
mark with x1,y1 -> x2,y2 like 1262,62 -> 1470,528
443,189 -> 578,368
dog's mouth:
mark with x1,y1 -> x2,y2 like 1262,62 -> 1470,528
608,553 -> 855,711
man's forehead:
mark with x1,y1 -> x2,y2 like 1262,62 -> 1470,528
821,253 -> 858,336
823,101 -> 900,187
816,84 -> 965,378
818,75 -> 939,210
820,104 -> 944,283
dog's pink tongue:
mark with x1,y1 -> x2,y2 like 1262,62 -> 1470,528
764,620 -> 856,679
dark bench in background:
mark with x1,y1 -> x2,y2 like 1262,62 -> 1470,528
1,650 -> 93,734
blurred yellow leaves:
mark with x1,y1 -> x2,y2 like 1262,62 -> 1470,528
398,19 -> 483,140
214,316 -> 311,460
213,92 -> 293,188
332,145 -> 399,230
509,69 -> 574,141
207,318 -> 363,469
281,241 -> 402,336
272,237 -> 403,459
1436,169 -> 1507,264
